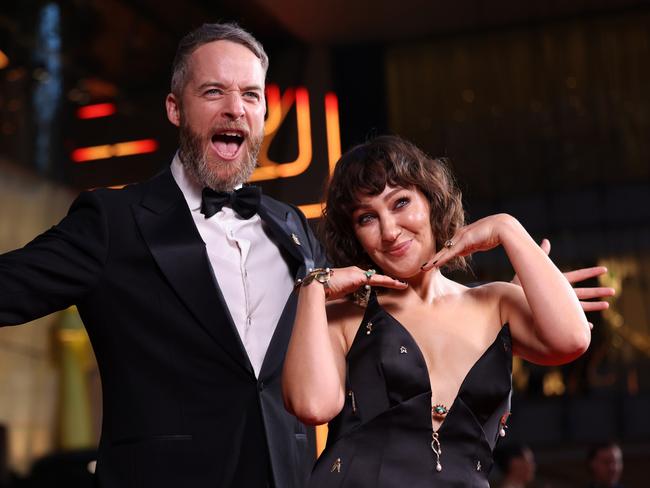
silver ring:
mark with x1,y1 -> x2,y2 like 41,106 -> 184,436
444,240 -> 454,248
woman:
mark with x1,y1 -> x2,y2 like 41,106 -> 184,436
283,135 -> 594,487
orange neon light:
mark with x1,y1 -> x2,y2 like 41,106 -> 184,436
324,92 -> 341,175
72,139 -> 158,163
315,424 -> 328,457
262,85 -> 299,139
264,85 -> 281,134
77,103 -> 117,119
297,203 -> 325,220
0,49 -> 8,70
252,85 -> 312,181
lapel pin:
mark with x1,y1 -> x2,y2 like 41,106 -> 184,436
291,233 -> 302,246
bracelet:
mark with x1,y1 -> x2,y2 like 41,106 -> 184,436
295,267 -> 333,289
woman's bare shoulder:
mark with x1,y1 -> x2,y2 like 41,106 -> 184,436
460,281 -> 520,328
465,280 -> 520,301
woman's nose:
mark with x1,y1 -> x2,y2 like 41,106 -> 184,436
380,217 -> 401,241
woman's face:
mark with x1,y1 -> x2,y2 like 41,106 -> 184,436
351,185 -> 435,278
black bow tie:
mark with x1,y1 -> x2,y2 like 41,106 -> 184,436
200,186 -> 262,219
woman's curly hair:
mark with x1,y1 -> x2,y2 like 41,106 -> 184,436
321,135 -> 467,272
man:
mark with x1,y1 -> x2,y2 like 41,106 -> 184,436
0,20 -> 616,488
494,443 -> 536,488
0,23 -> 325,487
587,442 -> 624,488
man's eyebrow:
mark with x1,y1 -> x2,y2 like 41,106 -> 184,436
196,81 -> 263,92
196,81 -> 225,91
241,84 -> 264,92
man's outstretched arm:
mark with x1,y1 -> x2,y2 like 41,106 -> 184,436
0,191 -> 109,325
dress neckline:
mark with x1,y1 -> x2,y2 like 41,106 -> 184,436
362,291 -> 511,432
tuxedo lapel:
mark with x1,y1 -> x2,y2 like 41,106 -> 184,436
257,199 -> 314,378
257,198 -> 314,278
132,169 -> 254,376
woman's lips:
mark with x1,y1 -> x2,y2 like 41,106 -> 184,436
385,240 -> 412,257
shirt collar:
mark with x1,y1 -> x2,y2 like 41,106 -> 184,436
170,152 -> 202,212
170,152 -> 247,213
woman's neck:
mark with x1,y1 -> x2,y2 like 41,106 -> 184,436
388,268 -> 463,304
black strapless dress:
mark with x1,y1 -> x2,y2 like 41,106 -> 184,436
309,293 -> 512,488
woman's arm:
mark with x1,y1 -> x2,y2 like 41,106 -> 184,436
282,280 -> 347,426
425,214 -> 591,365
282,267 -> 407,425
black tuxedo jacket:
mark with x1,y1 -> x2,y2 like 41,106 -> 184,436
0,168 -> 327,487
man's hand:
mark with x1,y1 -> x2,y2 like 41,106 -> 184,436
512,238 -> 615,313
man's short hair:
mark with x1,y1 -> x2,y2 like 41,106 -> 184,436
171,22 -> 269,95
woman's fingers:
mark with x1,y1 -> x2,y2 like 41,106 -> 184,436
421,235 -> 460,271
369,274 -> 408,290
323,267 -> 407,300
422,218 -> 503,271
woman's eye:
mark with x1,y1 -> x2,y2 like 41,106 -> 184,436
357,214 -> 374,225
395,197 -> 410,209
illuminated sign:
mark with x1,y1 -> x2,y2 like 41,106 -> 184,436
71,139 -> 158,162
253,84 -> 341,218
0,49 -> 9,70
72,85 -> 341,219
77,103 -> 116,119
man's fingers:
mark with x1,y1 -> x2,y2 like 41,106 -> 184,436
580,301 -> 610,312
563,266 -> 608,284
540,238 -> 551,255
574,287 -> 616,300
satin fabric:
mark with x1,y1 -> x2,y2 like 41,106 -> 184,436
309,293 -> 512,488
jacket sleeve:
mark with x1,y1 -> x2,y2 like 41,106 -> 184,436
0,190 -> 109,325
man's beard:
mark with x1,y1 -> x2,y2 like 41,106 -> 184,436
178,120 -> 262,191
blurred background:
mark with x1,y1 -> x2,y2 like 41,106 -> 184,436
1,0 -> 649,486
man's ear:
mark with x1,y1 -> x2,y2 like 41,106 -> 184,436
166,93 -> 181,127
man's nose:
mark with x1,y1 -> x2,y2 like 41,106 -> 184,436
222,91 -> 245,119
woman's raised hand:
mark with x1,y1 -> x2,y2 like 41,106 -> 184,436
321,266 -> 408,301
421,213 -> 514,271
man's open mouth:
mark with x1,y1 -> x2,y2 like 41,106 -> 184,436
211,130 -> 245,160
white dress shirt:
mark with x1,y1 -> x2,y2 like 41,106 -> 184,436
171,154 -> 294,377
